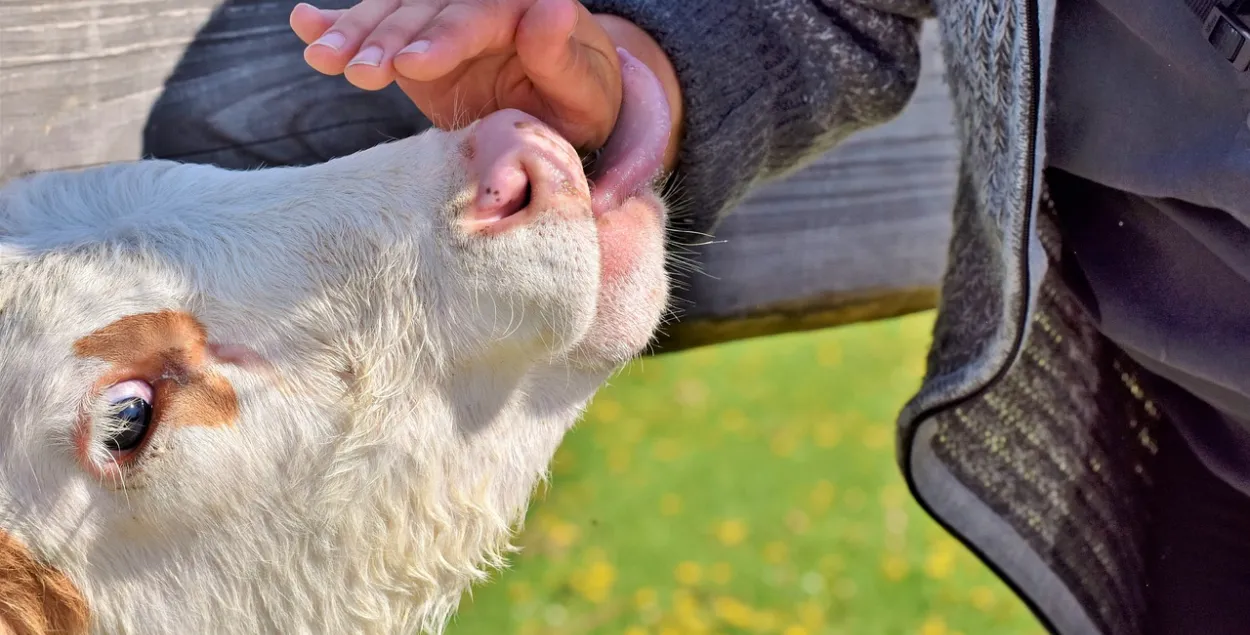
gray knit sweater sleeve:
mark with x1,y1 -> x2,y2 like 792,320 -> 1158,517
582,0 -> 933,234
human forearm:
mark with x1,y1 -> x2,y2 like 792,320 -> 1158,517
582,0 -> 934,233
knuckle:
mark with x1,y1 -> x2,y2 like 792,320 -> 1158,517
369,6 -> 435,42
432,4 -> 483,29
367,25 -> 411,45
331,16 -> 370,34
334,0 -> 398,32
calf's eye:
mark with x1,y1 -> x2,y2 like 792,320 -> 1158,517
101,380 -> 154,453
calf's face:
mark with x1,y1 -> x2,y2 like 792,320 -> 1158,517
0,100 -> 670,632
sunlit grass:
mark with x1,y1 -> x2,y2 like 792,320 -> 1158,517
447,312 -> 1045,635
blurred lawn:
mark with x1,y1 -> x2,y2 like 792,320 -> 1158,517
446,311 -> 1045,635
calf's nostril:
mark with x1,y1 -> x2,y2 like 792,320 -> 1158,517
473,165 -> 533,224
464,107 -> 583,228
516,182 -> 533,213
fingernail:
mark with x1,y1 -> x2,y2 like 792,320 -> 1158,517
400,40 -> 431,55
311,31 -> 345,51
349,45 -> 383,67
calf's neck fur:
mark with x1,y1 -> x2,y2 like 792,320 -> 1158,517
0,115 -> 669,634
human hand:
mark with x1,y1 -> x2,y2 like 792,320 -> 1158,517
289,0 -> 623,153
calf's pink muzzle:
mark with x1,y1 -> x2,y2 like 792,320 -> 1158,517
461,109 -> 590,231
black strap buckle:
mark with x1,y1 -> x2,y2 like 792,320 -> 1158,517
1202,1 -> 1250,71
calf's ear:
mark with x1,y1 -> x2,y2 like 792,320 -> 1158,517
0,531 -> 89,635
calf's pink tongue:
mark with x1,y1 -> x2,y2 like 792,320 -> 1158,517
589,47 -> 673,217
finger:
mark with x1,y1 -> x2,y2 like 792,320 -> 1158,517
343,3 -> 444,91
302,0 -> 399,77
516,0 -> 620,148
289,3 -> 347,44
393,2 -> 526,82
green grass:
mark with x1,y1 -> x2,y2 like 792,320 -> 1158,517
446,312 -> 1046,635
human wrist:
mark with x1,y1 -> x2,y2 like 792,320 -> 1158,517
593,14 -> 684,173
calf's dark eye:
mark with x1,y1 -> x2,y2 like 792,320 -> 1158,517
100,379 -> 156,455
105,397 -> 153,452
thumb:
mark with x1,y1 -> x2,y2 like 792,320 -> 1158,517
516,0 -> 622,150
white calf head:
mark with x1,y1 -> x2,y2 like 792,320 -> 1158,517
0,94 -> 671,633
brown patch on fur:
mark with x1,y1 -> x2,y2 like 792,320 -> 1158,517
0,531 -> 89,635
73,310 -> 239,428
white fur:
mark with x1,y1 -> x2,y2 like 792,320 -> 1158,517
0,120 -> 669,634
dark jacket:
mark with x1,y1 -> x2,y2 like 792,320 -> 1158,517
579,1 -> 1150,634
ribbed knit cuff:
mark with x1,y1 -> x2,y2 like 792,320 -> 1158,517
581,0 -> 926,236
583,0 -> 779,234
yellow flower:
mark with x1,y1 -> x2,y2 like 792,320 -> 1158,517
919,615 -> 948,635
550,452 -> 577,477
712,596 -> 755,629
660,493 -> 683,516
881,555 -> 909,581
672,588 -> 697,609
593,398 -> 622,422
907,357 -> 928,379
546,520 -> 580,550
570,559 -> 617,604
532,511 -> 558,531
507,581 -> 532,603
675,561 -> 703,586
652,438 -> 683,461
817,341 -> 844,367
634,587 -> 659,610
924,549 -> 955,580
710,562 -> 734,585
813,421 -> 843,448
809,480 -> 837,511
721,409 -> 749,433
752,610 -> 781,631
969,586 -> 997,611
763,541 -> 790,564
716,519 -> 749,546
796,599 -> 825,628
671,589 -> 708,632
860,426 -> 891,449
771,430 -> 799,457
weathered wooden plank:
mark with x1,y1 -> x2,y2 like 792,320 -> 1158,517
657,28 -> 957,350
0,1 -> 222,177
0,0 -> 430,177
0,0 -> 958,352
